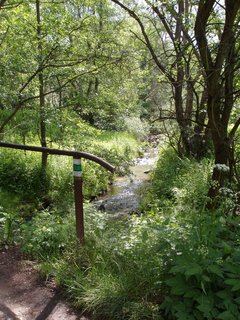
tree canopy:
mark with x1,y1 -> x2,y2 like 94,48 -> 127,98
0,0 -> 240,202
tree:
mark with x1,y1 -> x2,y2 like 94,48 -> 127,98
111,0 -> 209,157
0,0 -> 146,142
111,0 -> 240,202
36,0 -> 48,176
194,0 -> 240,204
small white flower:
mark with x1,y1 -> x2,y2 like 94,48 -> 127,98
219,187 -> 234,197
213,164 -> 230,173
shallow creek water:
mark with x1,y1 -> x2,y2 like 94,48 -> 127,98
94,148 -> 159,217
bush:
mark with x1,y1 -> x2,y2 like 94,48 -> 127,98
6,143 -> 240,319
0,129 -> 141,211
34,207 -> 170,319
20,209 -> 76,259
0,150 -> 49,202
143,148 -> 212,212
14,145 -> 240,320
124,117 -> 150,141
161,213 -> 240,320
18,200 -> 240,320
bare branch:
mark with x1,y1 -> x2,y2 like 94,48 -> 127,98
194,0 -> 215,72
229,118 -> 240,141
111,0 -> 175,83
0,58 -> 122,133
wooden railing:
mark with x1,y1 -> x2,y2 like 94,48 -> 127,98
0,141 -> 115,244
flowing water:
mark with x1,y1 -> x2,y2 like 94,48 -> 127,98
95,148 -> 159,217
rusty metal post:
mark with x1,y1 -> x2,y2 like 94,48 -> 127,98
73,158 -> 84,244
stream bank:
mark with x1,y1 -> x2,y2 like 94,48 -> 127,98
94,146 -> 159,217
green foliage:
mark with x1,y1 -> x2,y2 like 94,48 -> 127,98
0,126 -> 140,212
20,209 -> 75,259
0,0 -> 239,318
123,116 -> 150,141
2,145 -> 240,319
0,0 -> 148,139
0,191 -> 24,247
141,147 -> 240,319
16,199 -> 240,320
33,207 -> 167,320
142,148 -> 212,211
161,213 -> 240,320
0,207 -> 19,246
0,149 -> 49,202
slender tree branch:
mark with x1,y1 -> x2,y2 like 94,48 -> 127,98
0,58 -> 122,133
229,118 -> 240,141
194,0 -> 215,73
111,0 -> 175,83
214,0 -> 240,82
144,0 -> 175,44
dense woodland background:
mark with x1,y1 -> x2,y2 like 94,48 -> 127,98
0,1 -> 240,319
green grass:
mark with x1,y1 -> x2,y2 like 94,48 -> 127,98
0,121 -> 142,213
93,131 -> 139,151
2,136 -> 240,319
27,147 -> 239,320
18,198 -> 240,319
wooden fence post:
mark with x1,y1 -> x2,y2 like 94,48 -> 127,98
73,158 -> 84,244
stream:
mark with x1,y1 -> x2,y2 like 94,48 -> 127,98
94,147 -> 159,217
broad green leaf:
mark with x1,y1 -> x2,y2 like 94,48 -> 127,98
184,289 -> 201,298
169,264 -> 185,273
185,263 -> 202,277
165,276 -> 190,295
196,295 -> 213,316
234,297 -> 240,305
217,310 -> 235,320
225,279 -> 240,291
217,290 -> 232,299
208,264 -> 224,278
231,281 -> 240,292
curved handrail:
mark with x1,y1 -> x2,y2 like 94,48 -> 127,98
0,141 -> 115,172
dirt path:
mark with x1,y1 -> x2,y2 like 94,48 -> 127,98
0,247 -> 89,320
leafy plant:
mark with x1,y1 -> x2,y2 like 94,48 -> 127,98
161,213 -> 240,320
20,209 -> 76,259
0,206 -> 22,246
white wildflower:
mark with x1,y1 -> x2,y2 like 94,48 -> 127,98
213,164 -> 230,173
219,187 -> 234,197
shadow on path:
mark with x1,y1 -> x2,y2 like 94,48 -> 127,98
0,293 -> 74,320
35,292 -> 61,320
0,303 -> 20,320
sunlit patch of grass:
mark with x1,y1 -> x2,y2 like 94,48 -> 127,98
92,131 -> 140,157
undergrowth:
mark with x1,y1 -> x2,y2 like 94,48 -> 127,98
2,145 -> 240,319
0,123 -> 141,214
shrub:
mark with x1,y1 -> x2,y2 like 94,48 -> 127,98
34,207 -> 171,319
0,129 -> 141,211
143,147 -> 212,212
20,209 -> 76,259
161,213 -> 240,320
124,117 -> 150,141
0,150 -> 49,202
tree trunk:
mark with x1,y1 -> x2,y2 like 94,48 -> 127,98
36,0 -> 48,180
207,96 -> 229,208
174,80 -> 192,157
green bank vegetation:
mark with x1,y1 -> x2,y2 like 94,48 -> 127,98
2,148 -> 240,319
1,1 -> 240,319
